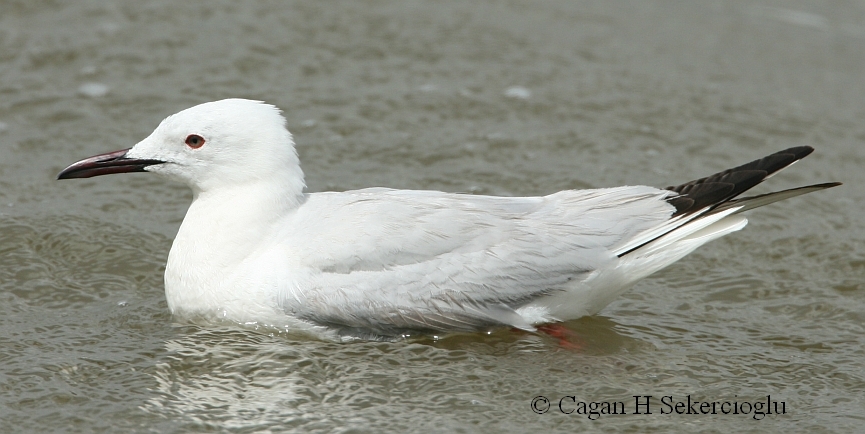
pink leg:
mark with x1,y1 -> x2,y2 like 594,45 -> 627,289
536,323 -> 584,350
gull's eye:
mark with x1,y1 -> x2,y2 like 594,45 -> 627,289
185,134 -> 205,149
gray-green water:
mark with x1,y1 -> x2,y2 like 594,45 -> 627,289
1,1 -> 863,432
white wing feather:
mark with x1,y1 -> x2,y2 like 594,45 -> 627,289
275,186 -> 675,335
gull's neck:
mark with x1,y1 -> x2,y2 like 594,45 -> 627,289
164,167 -> 305,317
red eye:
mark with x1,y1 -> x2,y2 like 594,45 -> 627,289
185,134 -> 205,149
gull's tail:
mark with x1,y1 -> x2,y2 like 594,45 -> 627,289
615,146 -> 841,258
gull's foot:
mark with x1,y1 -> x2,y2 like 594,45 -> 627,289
535,323 -> 584,350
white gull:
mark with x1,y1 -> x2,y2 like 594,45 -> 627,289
58,99 -> 840,340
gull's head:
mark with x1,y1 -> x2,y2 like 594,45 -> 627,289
58,99 -> 304,194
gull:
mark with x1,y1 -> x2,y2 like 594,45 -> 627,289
58,99 -> 840,340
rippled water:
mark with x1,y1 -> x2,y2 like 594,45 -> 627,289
1,1 -> 864,432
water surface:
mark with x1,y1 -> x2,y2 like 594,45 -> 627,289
1,1 -> 863,432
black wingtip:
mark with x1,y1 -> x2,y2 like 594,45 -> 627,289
665,146 -> 820,217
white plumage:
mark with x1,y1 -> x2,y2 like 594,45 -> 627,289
58,99 -> 839,340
